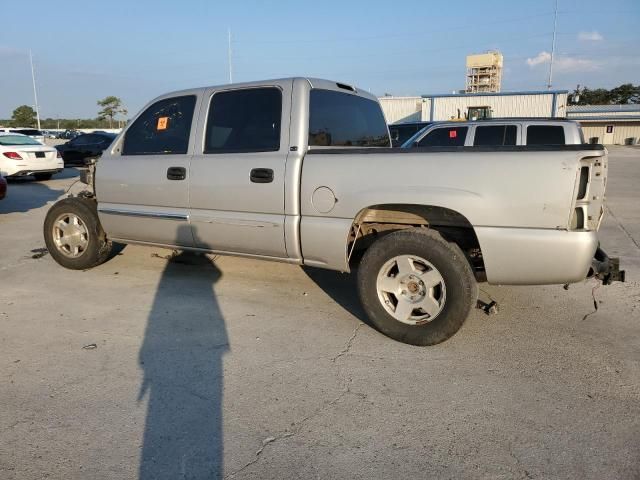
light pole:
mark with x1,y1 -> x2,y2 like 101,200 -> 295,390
29,50 -> 41,130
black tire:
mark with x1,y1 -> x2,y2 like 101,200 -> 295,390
357,228 -> 477,346
43,197 -> 113,270
34,173 -> 53,181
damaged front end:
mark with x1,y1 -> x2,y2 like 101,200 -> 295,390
589,246 -> 625,285
78,157 -> 98,196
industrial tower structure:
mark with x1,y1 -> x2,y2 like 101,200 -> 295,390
465,51 -> 503,93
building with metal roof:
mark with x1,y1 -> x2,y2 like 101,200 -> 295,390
380,90 -> 568,125
379,91 -> 639,145
567,104 -> 640,145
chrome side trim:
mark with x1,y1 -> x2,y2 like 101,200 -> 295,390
108,237 -> 303,265
98,208 -> 189,221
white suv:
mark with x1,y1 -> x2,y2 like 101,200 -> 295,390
402,119 -> 585,148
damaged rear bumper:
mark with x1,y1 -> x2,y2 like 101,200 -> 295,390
590,247 -> 626,285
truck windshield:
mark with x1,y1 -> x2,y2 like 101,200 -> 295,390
308,89 -> 390,147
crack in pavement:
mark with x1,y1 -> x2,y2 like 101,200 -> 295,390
225,322 -> 364,479
332,323 -> 364,362
606,205 -> 640,250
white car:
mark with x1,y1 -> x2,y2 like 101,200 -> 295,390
0,128 -> 46,144
0,133 -> 63,181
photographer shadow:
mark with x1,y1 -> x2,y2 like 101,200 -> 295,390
138,226 -> 228,479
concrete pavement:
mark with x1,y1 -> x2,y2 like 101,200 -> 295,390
1,147 -> 639,479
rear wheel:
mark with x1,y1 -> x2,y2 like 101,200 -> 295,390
44,197 -> 113,270
357,228 -> 477,346
34,173 -> 53,181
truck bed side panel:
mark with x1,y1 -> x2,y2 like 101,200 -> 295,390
299,148 -> 604,282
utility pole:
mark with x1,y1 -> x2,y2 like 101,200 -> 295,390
228,28 -> 233,84
547,0 -> 558,90
29,50 -> 41,130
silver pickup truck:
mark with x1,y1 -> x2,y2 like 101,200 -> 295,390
43,77 -> 624,345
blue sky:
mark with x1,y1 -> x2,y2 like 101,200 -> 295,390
1,0 -> 638,119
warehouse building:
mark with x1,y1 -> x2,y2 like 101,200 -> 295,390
380,90 -> 568,124
567,105 -> 640,145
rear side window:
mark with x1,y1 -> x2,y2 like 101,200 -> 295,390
122,95 -> 196,155
526,125 -> 565,145
418,127 -> 468,147
473,125 -> 517,146
309,90 -> 390,147
205,87 -> 282,153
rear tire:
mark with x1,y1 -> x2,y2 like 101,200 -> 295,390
34,173 -> 53,181
44,197 -> 113,270
357,228 -> 477,346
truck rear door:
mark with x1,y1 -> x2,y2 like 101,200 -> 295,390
188,80 -> 292,257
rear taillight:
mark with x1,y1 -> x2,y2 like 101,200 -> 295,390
2,152 -> 22,160
56,151 -> 61,158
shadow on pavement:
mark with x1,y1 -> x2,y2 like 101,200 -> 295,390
302,266 -> 369,323
0,178 -> 65,214
138,227 -> 229,479
53,168 -> 81,180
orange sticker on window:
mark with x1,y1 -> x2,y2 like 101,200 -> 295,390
157,117 -> 169,130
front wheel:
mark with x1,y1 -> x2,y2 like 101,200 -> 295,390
44,197 -> 113,270
357,228 -> 477,346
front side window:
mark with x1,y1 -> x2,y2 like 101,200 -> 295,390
122,95 -> 196,155
526,125 -> 565,145
473,125 -> 517,146
417,127 -> 468,147
205,88 -> 282,153
309,90 -> 390,147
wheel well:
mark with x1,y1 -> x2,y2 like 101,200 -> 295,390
348,204 -> 485,280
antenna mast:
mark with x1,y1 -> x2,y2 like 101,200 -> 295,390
228,28 -> 233,84
547,0 -> 558,90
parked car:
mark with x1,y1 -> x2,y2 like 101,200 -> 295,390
43,77 -> 623,346
0,133 -> 63,181
401,118 -> 585,148
55,132 -> 117,166
0,173 -> 6,200
0,128 -> 46,144
56,130 -> 81,140
388,121 -> 433,147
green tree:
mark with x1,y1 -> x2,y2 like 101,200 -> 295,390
11,105 -> 37,127
97,96 -> 127,128
569,83 -> 640,105
609,83 -> 640,104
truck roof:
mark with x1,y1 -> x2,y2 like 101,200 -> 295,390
153,77 -> 379,104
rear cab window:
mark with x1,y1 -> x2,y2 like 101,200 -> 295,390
473,125 -> 518,146
526,125 -> 566,145
308,89 -> 390,147
122,95 -> 197,155
417,126 -> 468,147
205,87 -> 282,153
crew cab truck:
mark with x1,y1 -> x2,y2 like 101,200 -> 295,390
43,77 -> 623,346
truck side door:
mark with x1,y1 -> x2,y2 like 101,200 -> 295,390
189,81 -> 291,257
96,93 -> 200,246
